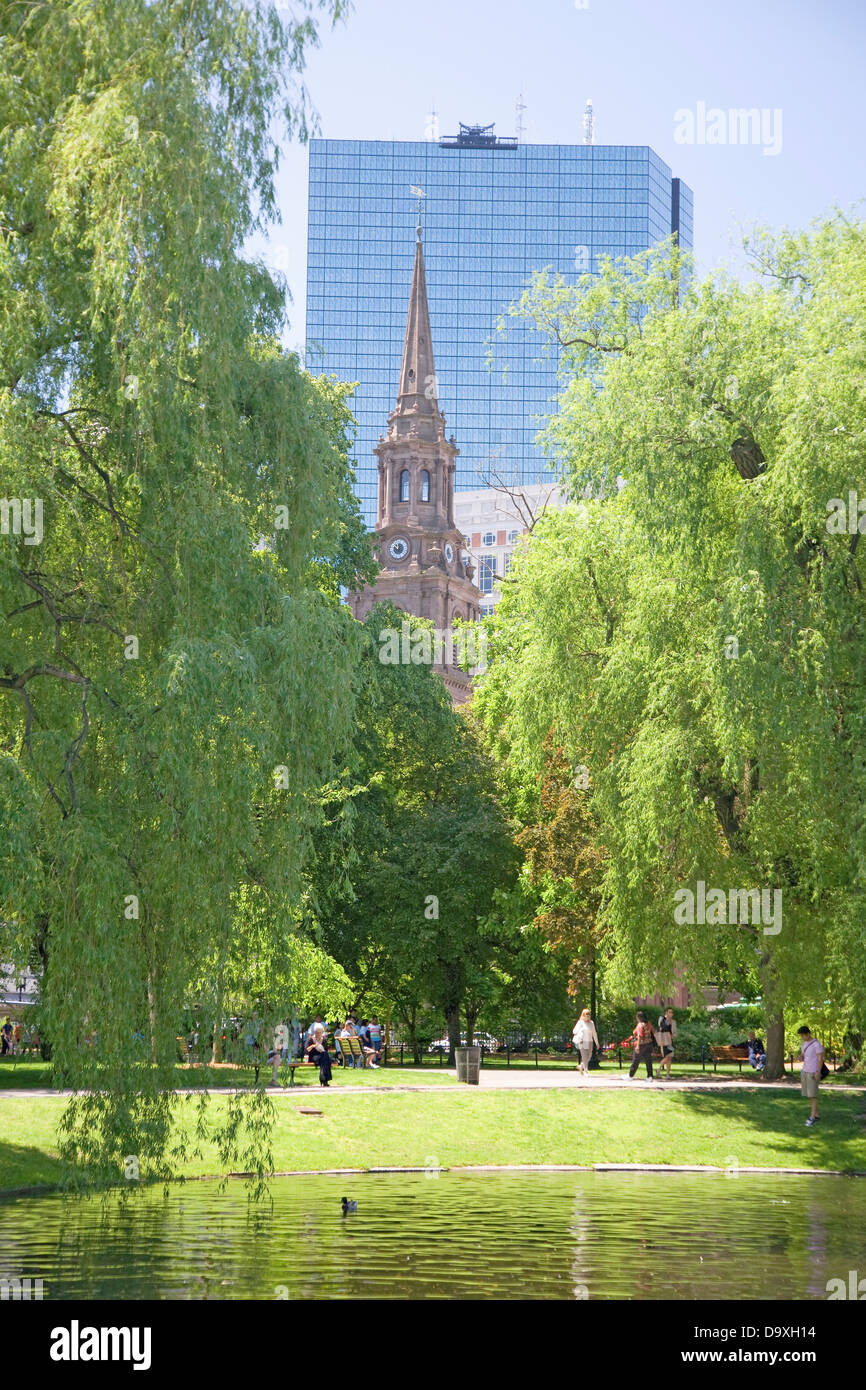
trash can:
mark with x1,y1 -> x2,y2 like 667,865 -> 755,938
455,1045 -> 481,1085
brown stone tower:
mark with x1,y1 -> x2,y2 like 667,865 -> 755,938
350,222 -> 481,704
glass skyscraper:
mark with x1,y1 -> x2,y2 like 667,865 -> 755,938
305,128 -> 693,525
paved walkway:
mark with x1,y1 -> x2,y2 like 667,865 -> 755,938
5,1070 -> 865,1098
275,1072 -> 866,1096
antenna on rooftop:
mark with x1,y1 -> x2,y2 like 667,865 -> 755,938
515,91 -> 526,142
424,105 -> 439,142
583,97 -> 594,145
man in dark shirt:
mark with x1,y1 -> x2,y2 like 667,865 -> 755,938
747,1030 -> 765,1071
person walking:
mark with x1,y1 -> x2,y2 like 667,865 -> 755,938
655,1007 -> 677,1079
269,1022 -> 290,1086
798,1024 -> 824,1126
628,1011 -> 655,1080
572,1008 -> 599,1075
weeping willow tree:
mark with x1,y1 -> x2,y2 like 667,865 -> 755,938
0,0 -> 373,1186
476,220 -> 866,1079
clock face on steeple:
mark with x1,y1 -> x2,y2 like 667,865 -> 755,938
388,536 -> 410,562
443,542 -> 454,565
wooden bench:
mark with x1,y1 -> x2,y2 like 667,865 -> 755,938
710,1045 -> 750,1073
283,1045 -> 346,1084
334,1036 -> 372,1068
286,1058 -> 318,1086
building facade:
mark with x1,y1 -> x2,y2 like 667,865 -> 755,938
453,482 -> 565,615
350,223 -> 481,706
306,126 -> 693,525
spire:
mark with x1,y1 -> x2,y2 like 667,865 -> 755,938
392,227 -> 442,440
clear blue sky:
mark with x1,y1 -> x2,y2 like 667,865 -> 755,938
261,0 -> 866,350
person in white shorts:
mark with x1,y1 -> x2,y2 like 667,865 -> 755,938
798,1025 -> 824,1126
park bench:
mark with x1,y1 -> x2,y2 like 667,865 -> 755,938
286,1058 -> 317,1086
285,1048 -> 348,1085
333,1036 -> 369,1068
709,1045 -> 750,1073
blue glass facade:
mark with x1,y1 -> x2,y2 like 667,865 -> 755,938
306,138 -> 693,525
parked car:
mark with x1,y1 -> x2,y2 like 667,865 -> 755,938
427,1033 -> 500,1053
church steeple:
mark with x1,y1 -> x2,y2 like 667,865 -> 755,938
392,225 -> 441,440
350,222 -> 481,706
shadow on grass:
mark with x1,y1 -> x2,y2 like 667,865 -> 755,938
669,1086 -> 866,1170
0,1137 -> 64,1195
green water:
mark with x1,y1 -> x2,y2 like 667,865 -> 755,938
1,1171 -> 864,1300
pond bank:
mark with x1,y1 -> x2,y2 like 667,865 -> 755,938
1,1087 -> 864,1194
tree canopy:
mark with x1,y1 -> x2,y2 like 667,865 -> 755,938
0,0 -> 372,1184
308,603 -> 532,1057
476,219 -> 866,1076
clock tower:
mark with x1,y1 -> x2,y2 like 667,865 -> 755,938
350,221 -> 481,704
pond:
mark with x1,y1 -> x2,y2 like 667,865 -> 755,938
1,1171 -> 863,1300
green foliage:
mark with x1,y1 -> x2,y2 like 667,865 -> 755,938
673,1019 -> 743,1061
0,0 -> 365,1187
307,603 -> 526,1047
476,217 -> 866,1067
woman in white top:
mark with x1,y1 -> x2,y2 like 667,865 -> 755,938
572,1008 -> 599,1074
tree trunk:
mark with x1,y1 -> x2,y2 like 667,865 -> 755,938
465,1004 -> 479,1047
146,970 -> 158,1066
408,1008 -> 421,1066
211,973 -> 224,1065
757,945 -> 786,1080
764,1008 -> 786,1080
34,912 -> 51,1061
445,1002 -> 461,1064
588,962 -> 600,1068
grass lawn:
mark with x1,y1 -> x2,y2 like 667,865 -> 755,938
1,1086 -> 863,1194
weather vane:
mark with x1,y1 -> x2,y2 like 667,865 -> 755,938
410,184 -> 425,237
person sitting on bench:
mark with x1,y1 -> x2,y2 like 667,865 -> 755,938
338,1020 -> 361,1067
356,1019 -> 378,1067
304,1023 -> 332,1087
746,1031 -> 765,1070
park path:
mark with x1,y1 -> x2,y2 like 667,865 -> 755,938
5,1070 -> 866,1098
